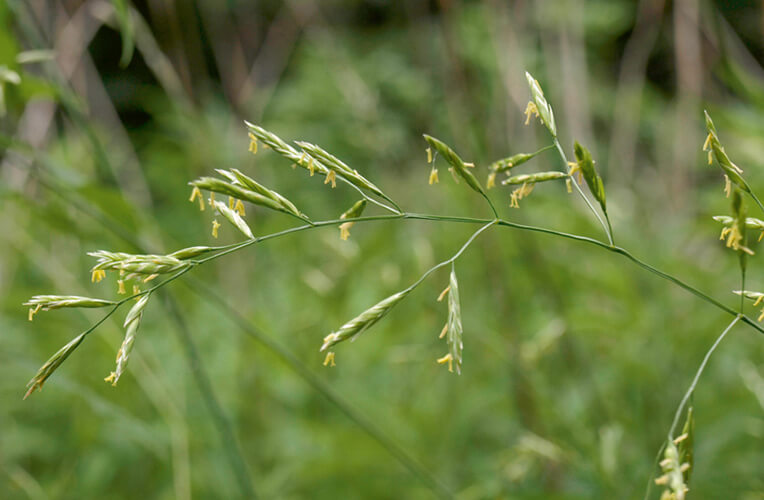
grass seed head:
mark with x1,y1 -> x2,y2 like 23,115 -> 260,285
422,134 -> 485,196
24,332 -> 87,399
525,72 -> 557,137
321,289 -> 412,351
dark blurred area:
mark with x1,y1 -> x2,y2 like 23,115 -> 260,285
1,0 -> 763,498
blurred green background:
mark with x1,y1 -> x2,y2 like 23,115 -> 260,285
2,0 -> 764,498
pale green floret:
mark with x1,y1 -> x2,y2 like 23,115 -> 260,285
321,289 -> 412,351
24,295 -> 115,311
525,71 -> 557,137
501,171 -> 567,186
422,134 -> 485,196
212,200 -> 254,240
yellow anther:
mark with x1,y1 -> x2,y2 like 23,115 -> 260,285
429,167 -> 439,185
426,147 -> 432,164
235,199 -> 246,217
439,324 -> 448,339
437,285 -> 451,302
208,192 -> 216,206
486,172 -> 496,189
104,372 -> 117,386
524,101 -> 539,125
437,353 -> 454,372
323,351 -> 336,367
143,274 -> 158,283
324,170 -> 336,188
229,196 -> 235,209
117,280 -> 126,294
248,132 -> 258,154
189,186 -> 205,211
339,222 -> 353,241
212,219 -> 221,239
309,157 -> 315,176
91,269 -> 106,283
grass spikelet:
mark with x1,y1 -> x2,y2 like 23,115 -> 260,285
501,171 -> 567,186
295,141 -> 385,198
437,267 -> 463,374
24,332 -> 87,399
212,200 -> 254,239
225,168 -> 304,218
104,293 -> 150,386
525,72 -> 557,137
24,296 -> 115,321
244,121 -> 321,171
489,145 -> 555,175
703,111 -> 751,194
654,441 -> 689,500
422,134 -> 485,196
190,177 -> 287,215
677,407 -> 694,484
321,289 -> 412,351
88,250 -> 189,277
572,142 -> 607,213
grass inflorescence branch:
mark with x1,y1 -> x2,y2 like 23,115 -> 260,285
21,70 -> 764,499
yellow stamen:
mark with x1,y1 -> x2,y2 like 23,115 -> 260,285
464,162 -> 475,168
208,192 -> 216,206
759,308 -> 764,322
339,222 -> 353,241
509,183 -> 534,208
189,186 -> 205,211
324,170 -> 336,188
759,231 -> 764,242
753,295 -> 764,307
143,274 -> 159,283
429,168 -> 439,185
104,372 -> 117,386
91,269 -> 106,283
565,178 -> 573,193
437,285 -> 451,302
703,132 -> 713,152
118,280 -> 126,294
437,353 -> 454,372
524,101 -> 539,125
439,324 -> 448,339
323,351 -> 336,367
309,157 -> 315,176
212,219 -> 221,238
426,147 -> 432,163
133,285 -> 140,296
228,196 -> 235,209
654,475 -> 669,486
724,175 -> 731,198
486,172 -> 496,189
248,132 -> 258,154
235,199 -> 246,217
299,151 -> 307,166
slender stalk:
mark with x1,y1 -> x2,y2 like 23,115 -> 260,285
553,138 -> 614,245
668,316 -> 740,439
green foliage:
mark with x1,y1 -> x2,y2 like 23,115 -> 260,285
2,2 -> 764,500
